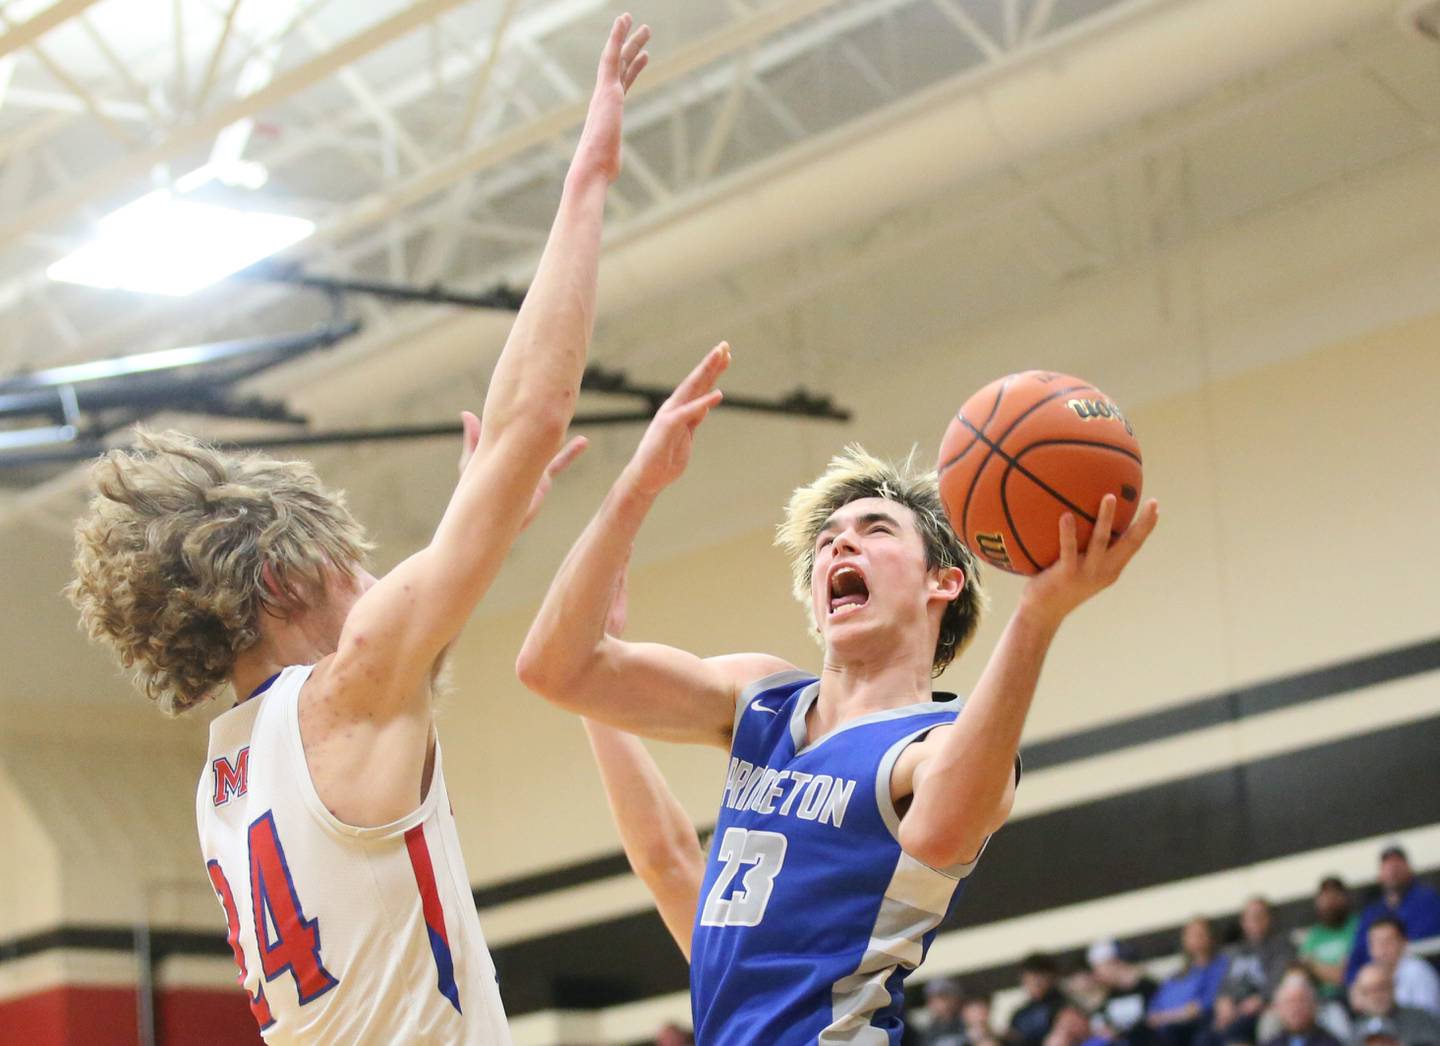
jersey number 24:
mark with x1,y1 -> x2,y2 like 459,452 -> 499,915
207,811 -> 339,1030
700,827 -> 788,927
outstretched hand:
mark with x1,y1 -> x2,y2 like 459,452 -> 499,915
573,14 -> 651,184
1020,493 -> 1160,626
458,410 -> 588,531
622,342 -> 729,498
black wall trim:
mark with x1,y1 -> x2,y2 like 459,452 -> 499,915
0,925 -> 229,965
5,637 -> 1439,1017
1020,635 -> 1440,772
464,636 -> 1440,911
472,851 -> 636,910
480,712 -> 1440,1015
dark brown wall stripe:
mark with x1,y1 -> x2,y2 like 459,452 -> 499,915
1019,635 -> 1440,772
470,634 -> 1440,911
5,636 -> 1438,1025
481,713 -> 1440,1014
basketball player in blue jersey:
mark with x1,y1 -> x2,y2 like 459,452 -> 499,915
519,344 -> 1160,1044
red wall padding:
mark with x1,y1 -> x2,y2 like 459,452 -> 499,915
0,986 -> 261,1046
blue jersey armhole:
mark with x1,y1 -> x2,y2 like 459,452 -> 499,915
731,669 -> 816,740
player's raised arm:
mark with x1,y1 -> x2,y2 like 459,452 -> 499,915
896,495 -> 1160,870
330,16 -> 650,709
517,343 -> 794,745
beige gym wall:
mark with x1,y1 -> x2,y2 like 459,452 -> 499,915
435,304 -> 1440,888
2,253 -> 1437,946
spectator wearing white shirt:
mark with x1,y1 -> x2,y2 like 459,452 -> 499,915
1366,916 -> 1440,1018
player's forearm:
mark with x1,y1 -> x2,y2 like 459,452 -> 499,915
517,474 -> 656,696
584,719 -> 704,955
901,604 -> 1057,866
477,170 -> 609,452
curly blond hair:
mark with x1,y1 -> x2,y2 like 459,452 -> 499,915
775,444 -> 986,675
66,429 -> 373,714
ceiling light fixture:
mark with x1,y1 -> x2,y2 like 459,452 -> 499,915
47,189 -> 313,296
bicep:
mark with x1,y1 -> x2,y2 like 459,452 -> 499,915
576,643 -> 794,745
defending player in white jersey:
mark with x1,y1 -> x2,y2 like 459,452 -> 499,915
518,347 -> 1161,1044
65,16 -> 651,1042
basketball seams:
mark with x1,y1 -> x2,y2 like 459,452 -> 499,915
953,377 -> 1015,543
1012,438 -> 1143,468
943,376 -> 1143,575
951,379 -> 1099,546
999,465 -> 1044,573
938,376 -> 1009,475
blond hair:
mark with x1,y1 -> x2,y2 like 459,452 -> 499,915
775,444 -> 986,674
66,430 -> 373,714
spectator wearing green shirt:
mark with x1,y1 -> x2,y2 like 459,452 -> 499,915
1303,878 -> 1359,1000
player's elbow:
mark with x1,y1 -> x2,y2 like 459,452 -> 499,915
897,814 -> 989,872
515,638 -> 590,708
515,642 -> 566,700
628,838 -> 703,889
485,397 -> 572,456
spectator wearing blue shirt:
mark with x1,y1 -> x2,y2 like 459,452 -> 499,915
1149,918 -> 1231,1046
1346,845 -> 1440,984
1010,954 -> 1069,1046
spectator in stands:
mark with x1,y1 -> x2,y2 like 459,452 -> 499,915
964,991 -> 998,1044
1347,963 -> 1440,1046
1090,938 -> 1160,1046
1046,1005 -> 1097,1046
1148,917 -> 1230,1046
1302,878 -> 1359,1001
922,978 -> 969,1046
1347,845 -> 1440,984
1353,1017 -> 1402,1046
1069,963 -> 1109,1015
1366,917 -> 1440,1018
1010,953 -> 1069,1046
1260,970 -> 1343,1046
654,1022 -> 693,1046
1212,898 -> 1297,1046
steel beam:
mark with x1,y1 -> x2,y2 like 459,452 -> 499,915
0,0 -> 474,243
0,0 -> 104,61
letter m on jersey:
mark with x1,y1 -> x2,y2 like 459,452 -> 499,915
213,747 -> 251,807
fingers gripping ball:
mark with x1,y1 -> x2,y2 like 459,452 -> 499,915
937,371 -> 1143,576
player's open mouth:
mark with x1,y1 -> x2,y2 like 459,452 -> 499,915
828,565 -> 869,616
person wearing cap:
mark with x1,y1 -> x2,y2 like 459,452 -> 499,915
1212,897 -> 1298,1046
1090,939 -> 1160,1046
1366,916 -> 1440,1017
1302,878 -> 1360,1000
1347,962 -> 1440,1046
1260,970 -> 1344,1046
1346,846 -> 1440,985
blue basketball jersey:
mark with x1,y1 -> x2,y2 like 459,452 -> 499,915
690,671 -> 979,1045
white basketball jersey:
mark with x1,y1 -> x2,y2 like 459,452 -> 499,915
196,665 -> 511,1045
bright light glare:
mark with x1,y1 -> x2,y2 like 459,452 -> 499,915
47,190 -> 313,296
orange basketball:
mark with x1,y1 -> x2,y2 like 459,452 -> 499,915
937,371 -> 1143,576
